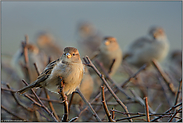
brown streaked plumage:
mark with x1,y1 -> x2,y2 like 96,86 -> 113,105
17,47 -> 84,95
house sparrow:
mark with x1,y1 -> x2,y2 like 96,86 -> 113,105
123,26 -> 169,68
11,43 -> 47,83
17,47 -> 84,95
76,21 -> 103,58
91,37 -> 122,77
167,49 -> 182,81
35,31 -> 63,61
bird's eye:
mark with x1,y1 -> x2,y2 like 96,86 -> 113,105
64,53 -> 66,55
73,53 -> 75,56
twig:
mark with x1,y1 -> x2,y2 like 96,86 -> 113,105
110,109 -> 174,116
111,108 -> 115,120
121,64 -> 147,88
151,59 -> 176,95
130,89 -> 156,114
157,76 -> 172,107
28,94 -> 63,104
144,97 -> 150,122
58,77 -> 68,122
21,35 -> 30,83
108,59 -> 115,74
168,107 -> 182,122
151,102 -> 182,122
174,78 -> 182,106
101,86 -> 115,122
1,105 -> 27,121
83,56 -> 132,122
68,92 -> 75,113
69,117 -> 79,122
75,88 -> 102,122
6,84 -> 33,112
33,63 -> 60,121
44,88 -> 60,121
1,87 -> 17,93
22,80 -> 58,122
95,60 -> 132,99
33,63 -> 40,76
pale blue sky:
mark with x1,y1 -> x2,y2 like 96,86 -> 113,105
2,1 -> 182,57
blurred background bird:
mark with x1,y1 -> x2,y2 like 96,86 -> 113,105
166,49 -> 182,82
11,42 -> 47,83
76,21 -> 103,58
123,26 -> 169,68
69,66 -> 94,119
35,31 -> 63,61
90,37 -> 122,91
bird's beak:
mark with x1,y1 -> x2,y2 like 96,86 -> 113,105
153,33 -> 157,39
66,53 -> 71,58
105,40 -> 110,45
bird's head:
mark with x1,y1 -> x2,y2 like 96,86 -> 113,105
61,47 -> 81,63
100,37 -> 119,51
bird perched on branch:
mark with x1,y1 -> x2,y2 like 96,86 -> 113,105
76,21 -> 103,58
17,47 -> 84,95
35,31 -> 63,61
123,26 -> 169,68
91,36 -> 122,77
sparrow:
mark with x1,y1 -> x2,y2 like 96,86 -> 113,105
11,43 -> 47,82
91,36 -> 122,77
17,47 -> 84,95
167,49 -> 182,81
35,31 -> 63,61
76,21 -> 103,58
123,26 -> 169,68
169,49 -> 182,68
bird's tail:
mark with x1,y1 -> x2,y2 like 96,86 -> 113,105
17,82 -> 38,94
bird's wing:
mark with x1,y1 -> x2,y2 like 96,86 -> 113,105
37,58 -> 60,80
90,50 -> 100,60
130,37 -> 153,49
17,58 -> 60,94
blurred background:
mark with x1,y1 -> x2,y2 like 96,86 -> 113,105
2,1 -> 182,60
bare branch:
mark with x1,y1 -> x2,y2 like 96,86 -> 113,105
168,107 -> 182,122
151,59 -> 176,95
151,102 -> 182,121
1,105 -> 27,121
58,77 -> 68,122
101,86 -> 115,122
75,88 -> 102,122
21,80 -> 58,122
83,56 -> 132,122
144,97 -> 150,122
121,64 -> 147,88
174,78 -> 182,106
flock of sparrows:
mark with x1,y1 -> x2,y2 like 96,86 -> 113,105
13,23 -> 180,110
